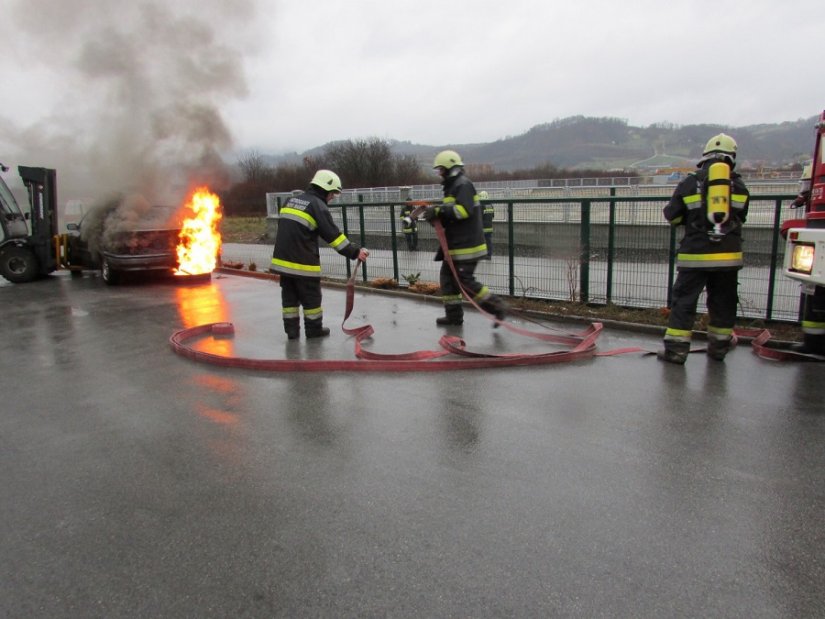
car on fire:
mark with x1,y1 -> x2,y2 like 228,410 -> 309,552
65,200 -> 182,285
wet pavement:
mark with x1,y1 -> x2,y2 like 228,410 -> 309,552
1,270 -> 824,618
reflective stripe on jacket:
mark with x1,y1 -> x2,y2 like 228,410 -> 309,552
434,171 -> 488,262
482,202 -> 494,234
271,186 -> 361,278
663,164 -> 750,270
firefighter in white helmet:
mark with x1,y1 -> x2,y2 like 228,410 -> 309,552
422,150 -> 508,326
658,133 -> 751,364
270,170 -> 369,340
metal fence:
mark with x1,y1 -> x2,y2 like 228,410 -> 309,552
234,190 -> 804,323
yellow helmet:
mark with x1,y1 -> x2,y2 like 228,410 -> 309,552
433,150 -> 464,170
703,133 -> 737,160
310,169 -> 342,193
478,190 -> 489,200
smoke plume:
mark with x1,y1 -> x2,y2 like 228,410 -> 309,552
1,0 -> 258,220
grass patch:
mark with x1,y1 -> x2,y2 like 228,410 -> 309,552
221,216 -> 268,243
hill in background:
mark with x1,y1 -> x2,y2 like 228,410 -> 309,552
266,115 -> 818,172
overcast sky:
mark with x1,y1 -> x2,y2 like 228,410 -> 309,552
1,0 -> 823,201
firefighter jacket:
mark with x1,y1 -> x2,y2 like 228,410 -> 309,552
400,203 -> 417,233
270,186 -> 361,278
431,171 -> 487,262
482,201 -> 494,234
663,163 -> 750,270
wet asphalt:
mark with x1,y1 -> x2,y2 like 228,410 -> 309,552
1,270 -> 824,618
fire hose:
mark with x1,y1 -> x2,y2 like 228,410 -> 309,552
170,209 -> 819,370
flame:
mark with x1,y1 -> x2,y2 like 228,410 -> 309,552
176,187 -> 222,275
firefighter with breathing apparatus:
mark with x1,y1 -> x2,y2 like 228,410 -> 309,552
270,170 -> 369,340
400,198 -> 418,251
788,163 -> 825,355
422,150 -> 508,326
658,133 -> 750,364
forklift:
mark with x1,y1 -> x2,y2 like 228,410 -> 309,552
0,163 -> 60,283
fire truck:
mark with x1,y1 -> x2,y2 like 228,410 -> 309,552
780,110 -> 825,356
784,111 -> 825,287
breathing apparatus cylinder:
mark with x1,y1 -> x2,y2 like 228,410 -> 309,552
706,161 -> 731,240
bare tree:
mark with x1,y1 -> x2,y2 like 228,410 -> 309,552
237,149 -> 272,183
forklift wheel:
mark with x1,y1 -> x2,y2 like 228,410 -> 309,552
0,245 -> 39,283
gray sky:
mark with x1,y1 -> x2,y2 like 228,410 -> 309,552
1,0 -> 823,202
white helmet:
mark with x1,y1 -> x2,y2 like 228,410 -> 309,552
310,169 -> 342,193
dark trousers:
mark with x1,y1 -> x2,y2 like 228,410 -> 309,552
801,285 -> 825,334
280,275 -> 323,334
667,268 -> 738,334
440,260 -> 501,319
404,231 -> 418,251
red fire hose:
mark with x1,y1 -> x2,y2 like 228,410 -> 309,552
170,219 -> 656,371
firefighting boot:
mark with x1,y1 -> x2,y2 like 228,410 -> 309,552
283,318 -> 300,341
707,337 -> 733,361
436,308 -> 464,326
305,320 -> 330,339
656,341 -> 690,365
791,333 -> 825,356
483,297 -> 508,328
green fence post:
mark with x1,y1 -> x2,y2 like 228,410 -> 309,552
666,226 -> 676,307
606,189 -> 616,304
507,201 -> 515,296
358,196 -> 367,282
389,204 -> 399,283
579,200 -> 591,304
765,197 -> 784,321
342,200 -> 352,279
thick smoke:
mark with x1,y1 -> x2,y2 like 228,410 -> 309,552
1,0 -> 258,227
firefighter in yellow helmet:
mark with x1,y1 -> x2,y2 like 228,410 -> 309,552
422,150 -> 508,326
790,163 -> 812,209
658,133 -> 750,364
270,170 -> 369,340
400,198 -> 418,251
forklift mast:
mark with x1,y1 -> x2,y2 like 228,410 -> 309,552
18,166 -> 58,273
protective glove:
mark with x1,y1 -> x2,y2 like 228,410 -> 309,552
402,216 -> 413,227
422,206 -> 439,222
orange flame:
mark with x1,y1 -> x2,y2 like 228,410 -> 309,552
176,187 -> 222,275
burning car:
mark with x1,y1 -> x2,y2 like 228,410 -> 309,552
65,189 -> 221,285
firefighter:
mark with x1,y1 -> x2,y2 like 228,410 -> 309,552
422,150 -> 508,326
400,199 -> 418,251
789,164 -> 825,355
790,163 -> 812,209
270,170 -> 369,340
658,133 -> 750,364
479,190 -> 494,260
